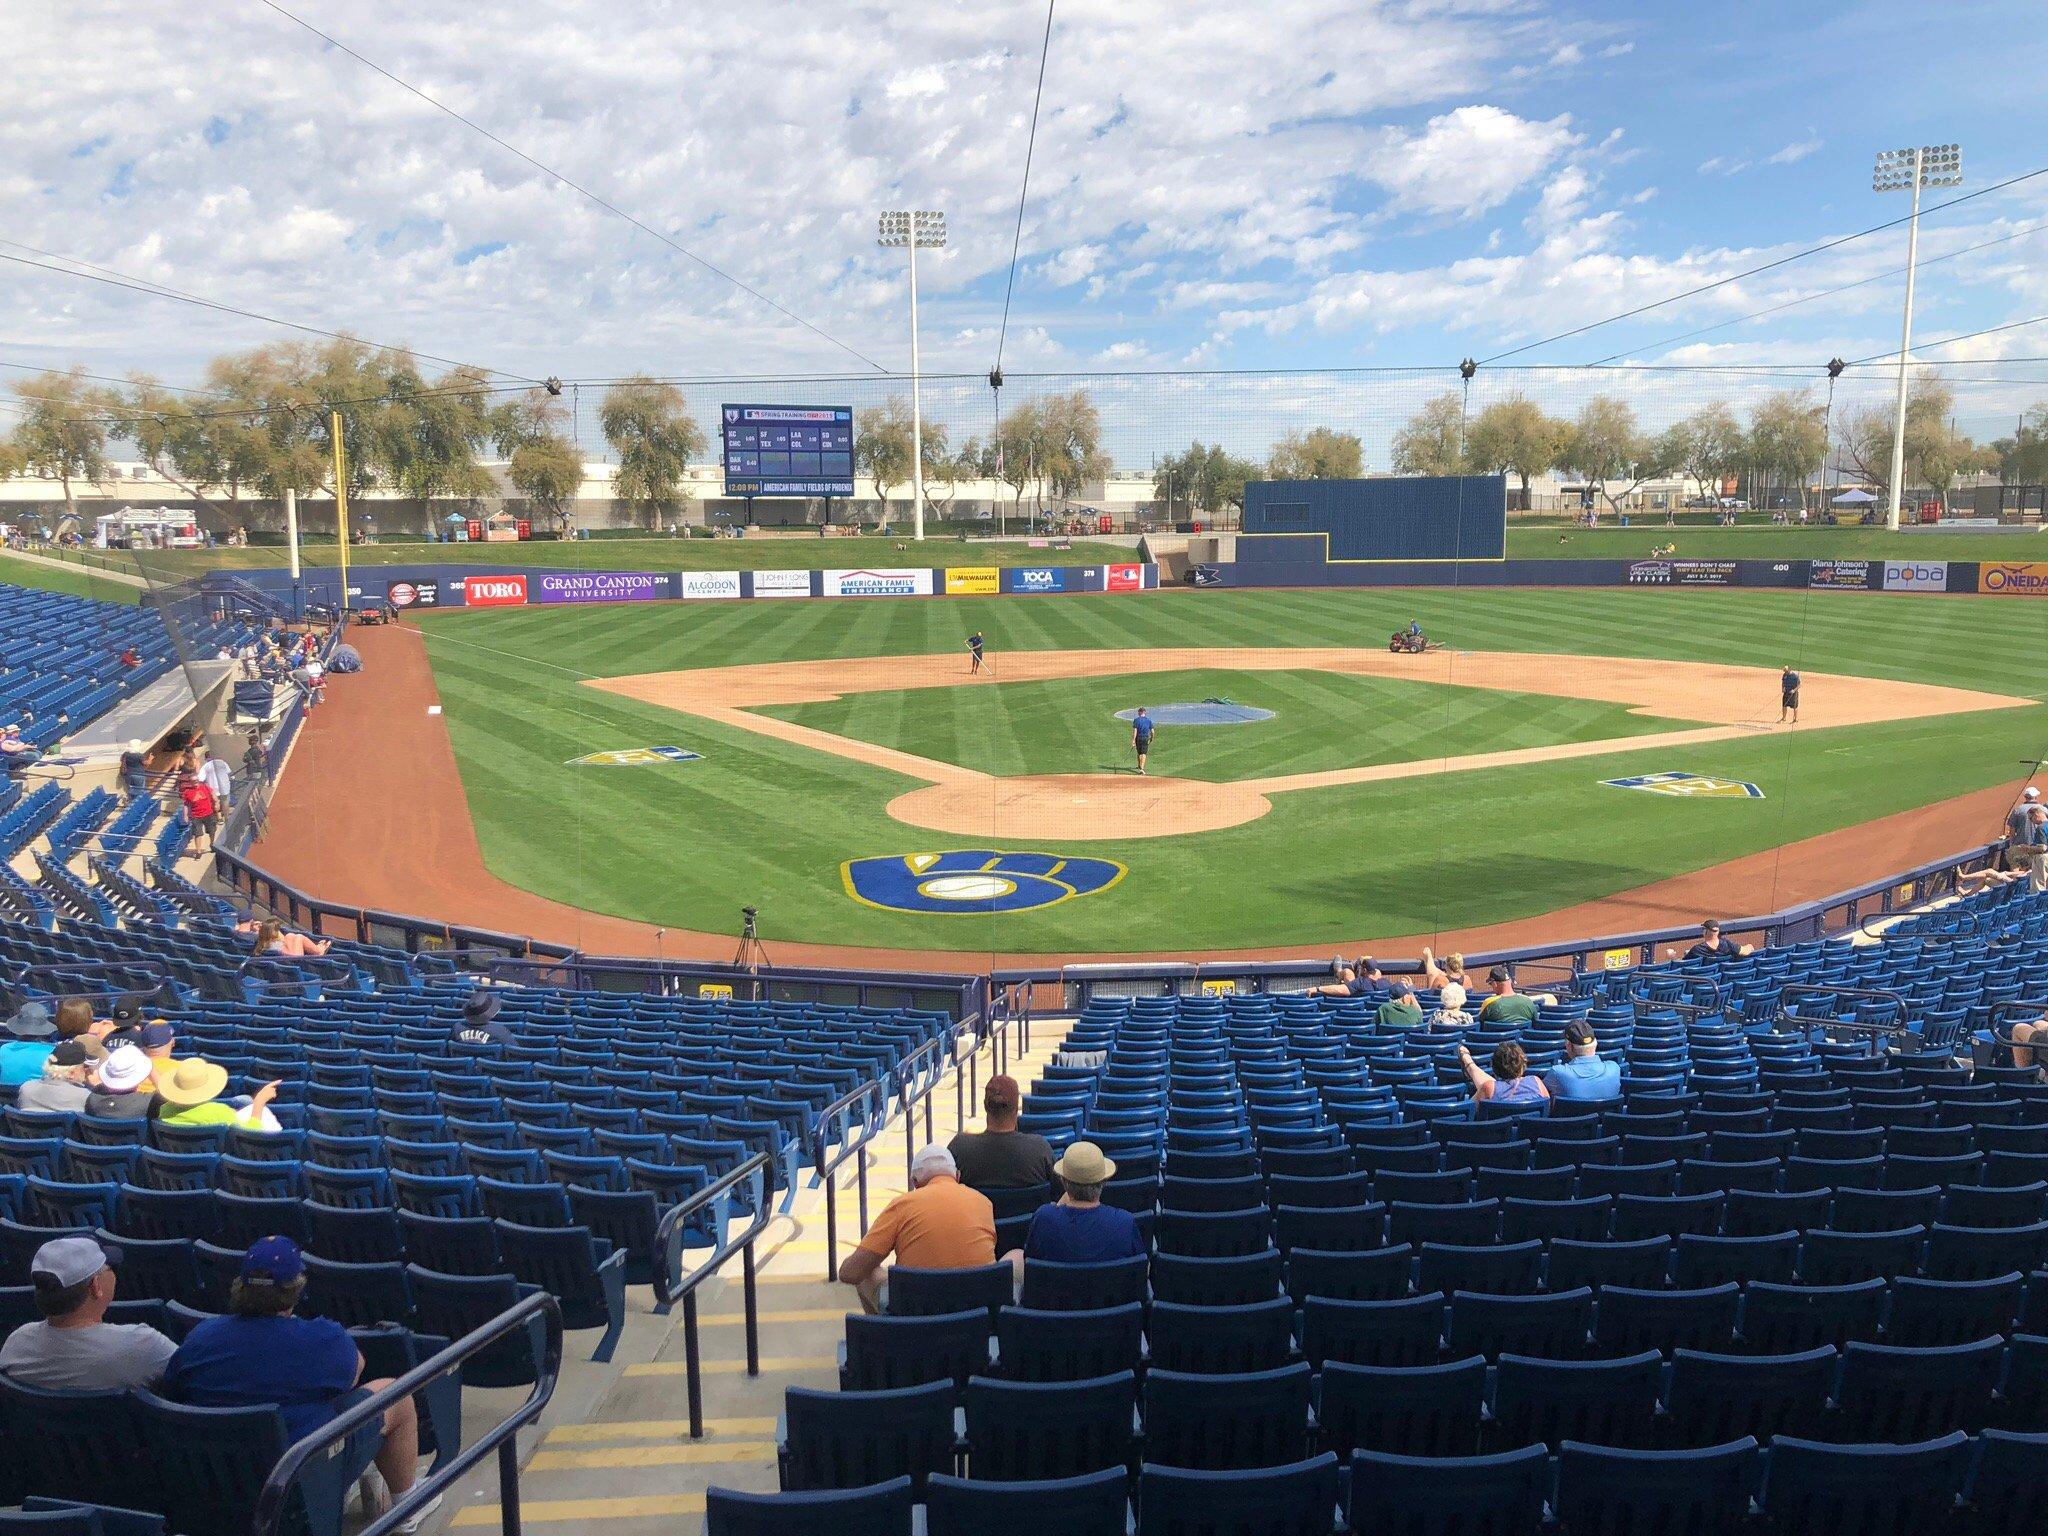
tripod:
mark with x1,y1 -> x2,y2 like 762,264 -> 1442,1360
732,907 -> 770,973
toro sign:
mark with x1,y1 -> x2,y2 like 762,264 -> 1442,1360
461,575 -> 528,608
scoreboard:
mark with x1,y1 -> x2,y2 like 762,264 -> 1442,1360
720,404 -> 855,497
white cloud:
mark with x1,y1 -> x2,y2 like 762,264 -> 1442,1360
1548,43 -> 1584,66
1766,136 -> 1824,166
1599,41 -> 1635,58
1364,106 -> 1578,218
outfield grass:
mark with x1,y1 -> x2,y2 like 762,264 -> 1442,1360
0,552 -> 141,603
411,585 -> 2048,952
762,668 -> 1695,783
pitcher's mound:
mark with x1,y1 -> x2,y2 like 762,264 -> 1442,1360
886,774 -> 1273,841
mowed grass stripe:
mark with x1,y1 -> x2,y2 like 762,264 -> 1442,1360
421,587 -> 2045,951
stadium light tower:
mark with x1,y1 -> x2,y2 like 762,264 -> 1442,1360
878,209 -> 946,541
1873,143 -> 1962,531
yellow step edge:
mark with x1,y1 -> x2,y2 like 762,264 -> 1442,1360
694,1306 -> 846,1327
626,1355 -> 832,1377
452,1494 -> 707,1526
546,1415 -> 777,1443
528,1441 -> 775,1471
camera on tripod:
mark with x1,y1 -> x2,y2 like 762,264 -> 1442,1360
740,906 -> 759,939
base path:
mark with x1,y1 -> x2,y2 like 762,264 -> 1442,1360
254,625 -> 2035,970
589,647 -> 2026,842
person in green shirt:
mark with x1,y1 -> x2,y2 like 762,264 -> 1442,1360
1373,980 -> 1424,1032
155,1058 -> 284,1131
1476,965 -> 1552,1026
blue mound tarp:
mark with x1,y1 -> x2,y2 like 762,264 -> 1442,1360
1113,700 -> 1275,726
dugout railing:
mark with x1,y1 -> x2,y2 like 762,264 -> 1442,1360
988,841 -> 2001,1013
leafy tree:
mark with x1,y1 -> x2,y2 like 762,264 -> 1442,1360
1389,395 -> 1466,476
992,400 -> 1041,529
1655,402 -> 1744,503
1465,395 -> 1568,510
1839,373 -> 1981,511
9,368 -> 118,520
855,397 -> 915,516
496,388 -> 584,519
388,364 -> 496,502
0,432 -> 23,481
1563,396 -> 1673,516
1990,404 -> 2048,485
1034,390 -> 1107,511
600,376 -> 703,527
1744,392 -> 1828,509
1155,442 -> 1259,518
1268,425 -> 1365,479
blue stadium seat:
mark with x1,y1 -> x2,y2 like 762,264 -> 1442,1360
925,1468 -> 1128,1536
841,1310 -> 991,1392
1346,1444 -> 1548,1536
1492,1350 -> 1662,1449
1665,1345 -> 1835,1446
1761,1433 -> 1971,1536
703,1476 -> 913,1536
1284,1245 -> 1412,1304
960,1371 -> 1136,1481
779,1381 -> 959,1493
1019,1256 -> 1149,1310
1141,1363 -> 1313,1470
1835,1337 -> 2005,1441
1150,1250 -> 1284,1307
1546,1237 -> 1671,1292
1136,1454 -> 1339,1536
995,1303 -> 1144,1383
886,1263 -> 1013,1321
1448,1288 -> 1592,1361
131,1391 -> 354,1536
1739,1279 -> 1887,1354
1886,1274 -> 2023,1348
1967,1429 -> 2048,1536
1317,1356 -> 1484,1458
1300,1293 -> 1443,1369
1148,1298 -> 1294,1374
1554,1438 -> 1760,1536
1592,1284 -> 1740,1358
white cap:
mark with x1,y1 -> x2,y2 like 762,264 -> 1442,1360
97,1043 -> 153,1093
32,1235 -> 116,1288
2025,787 -> 2040,800
127,740 -> 142,754
910,1144 -> 958,1182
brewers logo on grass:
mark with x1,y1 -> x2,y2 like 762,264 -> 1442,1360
1602,770 -> 1763,799
843,850 -> 1126,914
567,746 -> 703,766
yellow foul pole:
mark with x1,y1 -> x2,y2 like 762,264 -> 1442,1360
331,410 -> 350,613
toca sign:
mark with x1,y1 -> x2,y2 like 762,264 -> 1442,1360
460,574 -> 528,608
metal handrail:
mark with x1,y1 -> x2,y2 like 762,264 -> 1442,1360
650,1151 -> 773,1438
812,1078 -> 889,1281
1777,983 -> 1912,1041
252,1290 -> 564,1536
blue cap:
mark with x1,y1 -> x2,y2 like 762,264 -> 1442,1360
138,1021 -> 176,1050
241,1235 -> 304,1285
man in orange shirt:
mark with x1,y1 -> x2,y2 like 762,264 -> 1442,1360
837,1144 -> 996,1314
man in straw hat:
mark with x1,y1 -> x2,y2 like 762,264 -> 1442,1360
155,1057 -> 285,1132
837,1143 -> 995,1315
1005,1140 -> 1145,1276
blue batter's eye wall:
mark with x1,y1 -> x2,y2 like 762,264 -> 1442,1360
1241,474 -> 1508,564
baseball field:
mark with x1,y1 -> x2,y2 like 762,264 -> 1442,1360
255,582 -> 2047,962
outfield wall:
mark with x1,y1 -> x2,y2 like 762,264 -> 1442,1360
1224,550 -> 2047,595
213,561 -> 1158,612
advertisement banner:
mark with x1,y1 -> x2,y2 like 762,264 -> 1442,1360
679,572 -> 743,600
532,571 -> 669,605
823,568 -> 934,598
1626,561 -> 1672,585
1978,562 -> 2048,596
1671,559 -> 1739,586
386,579 -> 439,609
1105,563 -> 1143,591
1003,566 -> 1070,594
1883,560 -> 1949,592
749,569 -> 814,599
1807,560 -> 1874,590
944,566 -> 1000,595
460,574 -> 528,608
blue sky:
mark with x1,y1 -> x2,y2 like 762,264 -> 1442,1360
4,0 -> 2047,455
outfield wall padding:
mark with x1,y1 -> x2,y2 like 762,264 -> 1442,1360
1215,556 -> 1986,594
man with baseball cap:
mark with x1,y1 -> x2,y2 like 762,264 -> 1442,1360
838,1144 -> 995,1314
453,991 -> 511,1049
0,1235 -> 175,1391
1375,979 -> 1424,1032
164,1237 -> 440,1530
947,1075 -> 1054,1193
1008,1141 -> 1145,1272
1544,1020 -> 1622,1102
2007,787 -> 2047,893
16,1036 -> 106,1114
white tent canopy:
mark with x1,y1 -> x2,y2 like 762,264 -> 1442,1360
1832,489 -> 1878,504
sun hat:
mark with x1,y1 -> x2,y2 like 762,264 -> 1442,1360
240,1235 -> 305,1285
31,1236 -> 119,1289
463,991 -> 502,1025
1439,983 -> 1467,1010
4,1003 -> 55,1040
97,1044 -> 153,1093
155,1056 -> 230,1108
1052,1141 -> 1116,1186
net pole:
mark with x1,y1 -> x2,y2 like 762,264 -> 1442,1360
331,411 -> 350,611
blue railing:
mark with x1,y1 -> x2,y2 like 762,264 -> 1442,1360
652,1151 -> 773,1439
252,1291 -> 563,1536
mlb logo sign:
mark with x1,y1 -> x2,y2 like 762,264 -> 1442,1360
1602,771 -> 1764,800
567,746 -> 704,766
